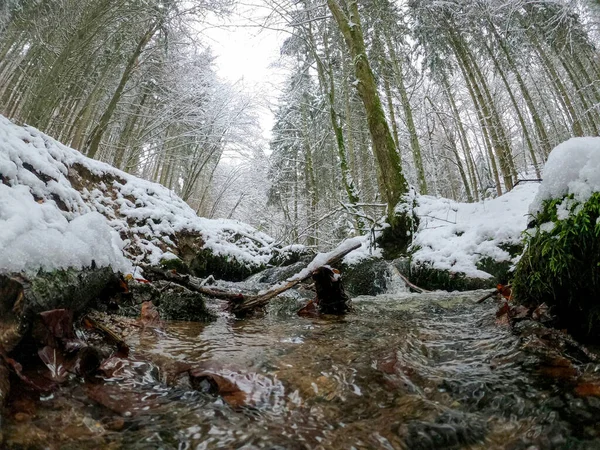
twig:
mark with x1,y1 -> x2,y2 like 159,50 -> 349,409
513,178 -> 542,187
475,290 -> 498,304
390,266 -> 430,293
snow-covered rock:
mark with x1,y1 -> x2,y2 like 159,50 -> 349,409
512,137 -> 600,341
411,182 -> 539,279
0,115 -> 275,275
530,137 -> 600,215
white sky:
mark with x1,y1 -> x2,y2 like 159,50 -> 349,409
202,5 -> 290,145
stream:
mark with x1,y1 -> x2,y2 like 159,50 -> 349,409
4,289 -> 600,449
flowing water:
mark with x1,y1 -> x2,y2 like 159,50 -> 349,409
4,290 -> 600,449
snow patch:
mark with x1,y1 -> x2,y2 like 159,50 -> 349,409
411,183 -> 539,278
530,137 -> 600,214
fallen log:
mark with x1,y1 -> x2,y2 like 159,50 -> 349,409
141,266 -> 245,301
229,238 -> 363,316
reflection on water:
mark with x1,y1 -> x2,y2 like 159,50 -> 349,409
4,291 -> 600,449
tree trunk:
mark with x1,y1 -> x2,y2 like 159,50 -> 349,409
326,0 -> 408,217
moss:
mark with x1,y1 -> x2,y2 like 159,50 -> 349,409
269,247 -> 315,267
378,207 -> 419,259
121,281 -> 215,322
160,256 -> 190,275
189,248 -> 264,282
512,192 -> 600,342
475,257 -> 512,285
410,262 -> 495,291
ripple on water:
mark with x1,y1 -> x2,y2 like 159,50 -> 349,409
5,291 -> 600,449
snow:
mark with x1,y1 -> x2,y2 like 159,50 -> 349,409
530,137 -> 600,215
411,183 -> 539,278
288,236 -> 364,282
0,115 -> 275,274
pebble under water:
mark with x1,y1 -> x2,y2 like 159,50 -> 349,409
4,291 -> 600,449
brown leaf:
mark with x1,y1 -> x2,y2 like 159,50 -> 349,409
297,299 -> 319,318
496,284 -> 512,300
538,356 -> 578,380
138,301 -> 162,329
189,369 -> 248,408
118,279 -> 129,294
39,309 -> 75,342
574,382 -> 600,398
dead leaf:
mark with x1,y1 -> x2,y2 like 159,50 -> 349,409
496,284 -> 512,300
297,299 -> 319,318
574,382 -> 600,398
39,309 -> 75,341
189,369 -> 247,408
138,301 -> 162,329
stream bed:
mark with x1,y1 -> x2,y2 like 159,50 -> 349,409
4,291 -> 600,449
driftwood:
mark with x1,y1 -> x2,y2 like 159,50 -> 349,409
141,266 -> 245,302
142,240 -> 362,317
312,266 -> 352,314
229,240 -> 362,316
389,266 -> 430,293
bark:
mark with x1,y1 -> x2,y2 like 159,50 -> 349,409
326,0 -> 408,216
384,32 -> 428,194
442,75 -> 480,201
452,39 -> 502,196
484,40 -> 541,178
489,21 -> 551,157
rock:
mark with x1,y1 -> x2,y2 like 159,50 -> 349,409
377,206 -> 419,260
0,267 -> 119,353
408,262 -> 495,292
246,260 -> 308,284
188,248 -> 264,282
120,280 -> 215,322
341,257 -> 391,296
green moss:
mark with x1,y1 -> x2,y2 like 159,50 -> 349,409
122,281 -> 215,322
512,192 -> 600,342
475,257 -> 512,285
160,256 -> 190,275
378,207 -> 419,259
410,262 -> 495,291
189,248 -> 264,281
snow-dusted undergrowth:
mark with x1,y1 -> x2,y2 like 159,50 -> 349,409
411,183 -> 539,278
0,115 -> 275,274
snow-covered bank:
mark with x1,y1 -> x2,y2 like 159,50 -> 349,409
0,115 -> 275,275
411,182 -> 539,279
